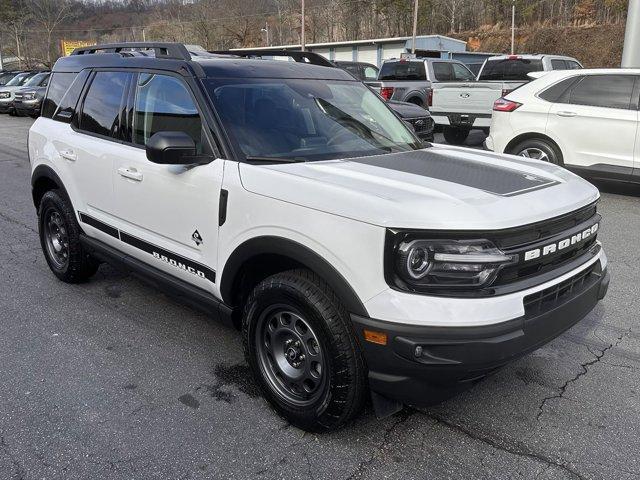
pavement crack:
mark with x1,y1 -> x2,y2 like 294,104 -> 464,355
0,435 -> 26,480
0,209 -> 37,234
536,330 -> 630,421
425,413 -> 587,480
345,409 -> 415,480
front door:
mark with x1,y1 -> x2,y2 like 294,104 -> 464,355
111,72 -> 224,292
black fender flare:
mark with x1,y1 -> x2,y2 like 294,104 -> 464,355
31,164 -> 70,208
220,236 -> 369,317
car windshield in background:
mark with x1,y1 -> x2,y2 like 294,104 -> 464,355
205,78 -> 421,161
6,73 -> 33,87
24,73 -> 49,87
479,59 -> 544,81
379,61 -> 426,81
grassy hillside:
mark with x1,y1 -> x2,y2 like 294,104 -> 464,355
455,24 -> 625,68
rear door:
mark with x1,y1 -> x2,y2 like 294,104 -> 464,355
71,70 -> 132,247
546,74 -> 638,173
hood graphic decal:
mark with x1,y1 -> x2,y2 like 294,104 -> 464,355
349,150 -> 558,196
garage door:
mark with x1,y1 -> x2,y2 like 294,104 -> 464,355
333,46 -> 353,61
311,47 -> 331,61
357,45 -> 378,66
382,44 -> 405,62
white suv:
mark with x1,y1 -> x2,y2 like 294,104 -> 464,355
487,68 -> 640,182
29,43 -> 609,432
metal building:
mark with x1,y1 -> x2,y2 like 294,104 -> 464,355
233,35 -> 493,67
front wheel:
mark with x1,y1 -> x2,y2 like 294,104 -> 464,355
510,138 -> 563,165
442,126 -> 470,145
242,269 -> 367,432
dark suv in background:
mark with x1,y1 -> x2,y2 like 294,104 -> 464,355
13,72 -> 50,117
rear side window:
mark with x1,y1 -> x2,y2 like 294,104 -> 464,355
452,63 -> 475,81
432,62 -> 452,81
42,72 -> 80,121
567,60 -> 582,70
567,75 -> 635,109
551,59 -> 567,70
479,58 -> 544,81
79,71 -> 131,138
363,66 -> 379,80
133,73 -> 202,152
379,61 -> 426,81
538,76 -> 582,102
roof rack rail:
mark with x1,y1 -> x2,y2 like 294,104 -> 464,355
71,42 -> 191,61
210,49 -> 335,68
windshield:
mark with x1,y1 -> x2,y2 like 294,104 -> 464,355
6,73 -> 33,87
25,73 -> 49,87
205,78 -> 421,161
0,73 -> 17,86
479,59 -> 544,81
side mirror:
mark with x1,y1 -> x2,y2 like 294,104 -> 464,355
403,119 -> 416,133
146,131 -> 197,165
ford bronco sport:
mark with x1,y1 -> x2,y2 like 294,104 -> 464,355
29,43 -> 609,432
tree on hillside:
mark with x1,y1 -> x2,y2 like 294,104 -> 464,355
0,0 -> 31,67
28,0 -> 74,66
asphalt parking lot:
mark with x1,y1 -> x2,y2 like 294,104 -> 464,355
0,116 -> 638,480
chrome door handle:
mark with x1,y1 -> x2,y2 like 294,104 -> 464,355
59,150 -> 77,161
117,167 -> 143,182
556,111 -> 577,117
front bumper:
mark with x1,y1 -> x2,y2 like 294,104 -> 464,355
13,100 -> 41,115
0,100 -> 12,113
352,260 -> 609,407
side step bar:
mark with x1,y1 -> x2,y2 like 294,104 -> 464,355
80,234 -> 235,328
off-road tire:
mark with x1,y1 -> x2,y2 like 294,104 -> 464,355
242,269 -> 367,432
38,190 -> 100,283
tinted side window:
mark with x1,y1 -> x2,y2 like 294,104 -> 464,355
551,59 -> 567,70
452,63 -> 475,81
379,62 -> 426,81
80,71 -> 130,138
133,73 -> 202,152
42,72 -> 77,121
567,60 -> 582,70
363,66 -> 379,80
432,63 -> 452,81
568,75 -> 635,109
538,76 -> 582,102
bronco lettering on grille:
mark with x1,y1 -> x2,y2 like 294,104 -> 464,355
523,223 -> 598,262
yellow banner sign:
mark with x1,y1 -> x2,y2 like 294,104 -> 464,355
60,40 -> 95,57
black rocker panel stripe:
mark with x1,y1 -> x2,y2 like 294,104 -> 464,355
78,212 -> 215,283
78,212 -> 119,238
119,232 -> 216,283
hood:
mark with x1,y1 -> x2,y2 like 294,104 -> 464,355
387,100 -> 431,119
238,145 -> 600,230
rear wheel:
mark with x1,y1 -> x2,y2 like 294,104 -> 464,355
510,138 -> 563,165
242,269 -> 367,432
38,190 -> 99,283
442,126 -> 470,145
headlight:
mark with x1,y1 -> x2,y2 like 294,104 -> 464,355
0,92 -> 10,99
391,237 -> 518,291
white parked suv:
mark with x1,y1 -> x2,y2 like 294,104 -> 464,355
487,68 -> 639,182
29,43 -> 609,432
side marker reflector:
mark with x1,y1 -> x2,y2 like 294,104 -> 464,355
364,329 -> 388,345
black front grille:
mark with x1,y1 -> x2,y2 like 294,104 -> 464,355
408,116 -> 434,133
524,263 -> 598,316
492,205 -> 600,286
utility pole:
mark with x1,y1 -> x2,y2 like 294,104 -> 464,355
301,0 -> 305,51
261,22 -> 270,47
411,0 -> 419,54
142,27 -> 146,42
511,1 -> 515,54
622,0 -> 640,67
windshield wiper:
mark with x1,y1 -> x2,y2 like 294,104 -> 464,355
245,156 -> 306,164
